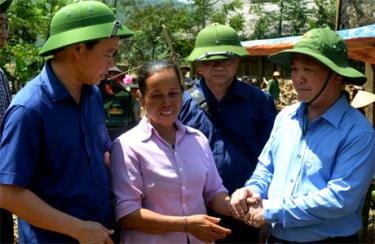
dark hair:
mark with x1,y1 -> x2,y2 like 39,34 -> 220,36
84,39 -> 100,50
137,59 -> 184,96
50,39 -> 100,56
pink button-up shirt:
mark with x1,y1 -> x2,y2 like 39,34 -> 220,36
110,117 -> 227,243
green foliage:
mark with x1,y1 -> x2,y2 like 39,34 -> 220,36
309,0 -> 336,29
0,0 -> 67,89
113,0 -> 246,70
249,0 -> 336,40
1,0 -> 337,91
112,0 -> 194,68
191,0 -> 218,29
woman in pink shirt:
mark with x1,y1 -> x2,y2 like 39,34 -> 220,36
110,59 -> 232,243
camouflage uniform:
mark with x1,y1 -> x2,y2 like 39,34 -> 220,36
100,80 -> 137,141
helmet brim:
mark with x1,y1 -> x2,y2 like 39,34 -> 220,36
186,45 -> 249,62
39,22 -> 133,56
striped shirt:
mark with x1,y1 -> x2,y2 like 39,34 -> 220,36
0,68 -> 11,123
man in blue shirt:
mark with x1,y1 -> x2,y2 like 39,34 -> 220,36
0,1 -> 14,243
179,23 -> 277,243
0,1 -> 133,243
230,27 -> 375,243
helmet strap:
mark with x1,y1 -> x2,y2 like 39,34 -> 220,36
302,71 -> 332,136
195,51 -> 239,61
109,20 -> 121,38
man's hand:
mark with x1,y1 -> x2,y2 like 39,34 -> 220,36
244,200 -> 266,228
229,188 -> 260,220
186,215 -> 231,243
73,220 -> 114,244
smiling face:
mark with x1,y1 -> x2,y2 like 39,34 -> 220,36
140,67 -> 183,132
291,54 -> 342,106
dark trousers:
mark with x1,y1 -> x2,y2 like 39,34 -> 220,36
213,213 -> 259,243
267,233 -> 358,244
0,208 -> 14,244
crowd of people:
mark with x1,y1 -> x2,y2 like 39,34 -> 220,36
0,1 -> 374,244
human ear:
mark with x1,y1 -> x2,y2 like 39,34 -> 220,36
71,43 -> 85,57
333,74 -> 344,84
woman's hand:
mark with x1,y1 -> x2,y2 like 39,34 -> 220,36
186,215 -> 231,243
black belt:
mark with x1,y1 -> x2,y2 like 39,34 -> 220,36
267,233 -> 358,243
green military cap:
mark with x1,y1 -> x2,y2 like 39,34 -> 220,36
186,23 -> 249,62
269,27 -> 366,86
39,0 -> 133,56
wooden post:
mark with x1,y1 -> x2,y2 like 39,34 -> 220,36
335,0 -> 342,30
365,63 -> 375,127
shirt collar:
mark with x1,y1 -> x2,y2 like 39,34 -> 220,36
41,61 -> 71,102
292,94 -> 349,128
138,117 -> 196,143
320,94 -> 349,128
198,77 -> 247,102
41,61 -> 94,102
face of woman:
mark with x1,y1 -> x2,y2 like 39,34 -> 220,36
141,68 -> 182,132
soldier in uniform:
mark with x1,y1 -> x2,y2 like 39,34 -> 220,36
99,66 -> 137,141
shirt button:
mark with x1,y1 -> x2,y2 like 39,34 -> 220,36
179,167 -> 183,172
182,186 -> 186,190
290,179 -> 294,183
297,154 -> 301,159
182,204 -> 187,208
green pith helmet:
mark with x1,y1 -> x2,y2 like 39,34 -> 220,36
39,0 -> 133,56
269,27 -> 366,86
186,23 -> 249,62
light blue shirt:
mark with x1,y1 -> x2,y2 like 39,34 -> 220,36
245,95 -> 375,242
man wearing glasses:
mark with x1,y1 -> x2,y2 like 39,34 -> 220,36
179,23 -> 277,243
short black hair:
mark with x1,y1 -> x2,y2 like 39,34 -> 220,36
137,59 -> 184,96
84,39 -> 100,50
49,39 -> 100,56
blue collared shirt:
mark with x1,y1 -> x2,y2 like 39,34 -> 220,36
179,78 -> 277,193
0,62 -> 112,243
246,95 -> 375,242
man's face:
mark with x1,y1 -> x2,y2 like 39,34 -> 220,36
0,13 -> 9,48
291,54 -> 340,104
77,37 -> 120,86
197,57 -> 240,88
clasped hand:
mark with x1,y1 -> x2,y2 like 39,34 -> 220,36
229,188 -> 266,228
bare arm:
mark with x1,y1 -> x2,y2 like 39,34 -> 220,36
207,192 -> 231,216
120,208 -> 231,243
104,151 -> 110,167
0,184 -> 113,244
